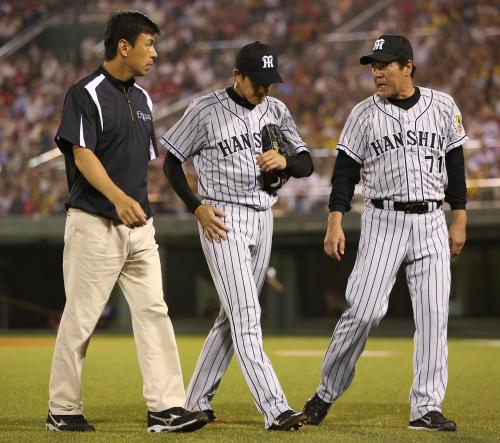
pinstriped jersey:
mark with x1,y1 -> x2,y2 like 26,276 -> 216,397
337,87 -> 468,202
160,88 -> 308,210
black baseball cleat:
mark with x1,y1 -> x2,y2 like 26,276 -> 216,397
147,407 -> 208,433
269,410 -> 307,431
46,411 -> 95,432
302,393 -> 332,425
202,409 -> 224,424
408,411 -> 457,432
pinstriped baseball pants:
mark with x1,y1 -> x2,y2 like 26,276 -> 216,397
185,203 -> 290,428
317,205 -> 451,421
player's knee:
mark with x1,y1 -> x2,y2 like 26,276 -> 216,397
229,316 -> 262,341
139,298 -> 169,318
353,311 -> 385,330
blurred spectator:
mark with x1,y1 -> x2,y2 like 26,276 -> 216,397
0,0 -> 498,218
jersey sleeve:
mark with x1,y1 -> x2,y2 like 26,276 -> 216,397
446,99 -> 468,153
159,97 -> 206,162
54,84 -> 98,154
336,104 -> 367,165
279,105 -> 308,155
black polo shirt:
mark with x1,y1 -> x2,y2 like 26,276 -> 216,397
55,65 -> 159,221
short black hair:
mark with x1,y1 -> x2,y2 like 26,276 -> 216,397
396,58 -> 416,78
104,10 -> 160,61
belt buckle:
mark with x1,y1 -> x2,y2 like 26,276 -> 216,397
405,202 -> 428,214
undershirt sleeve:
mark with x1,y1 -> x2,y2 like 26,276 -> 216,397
444,145 -> 467,209
163,151 -> 201,213
328,150 -> 362,213
285,151 -> 314,178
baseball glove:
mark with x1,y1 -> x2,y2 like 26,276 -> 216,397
260,124 -> 295,195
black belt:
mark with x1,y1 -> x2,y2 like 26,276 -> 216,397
371,199 -> 442,214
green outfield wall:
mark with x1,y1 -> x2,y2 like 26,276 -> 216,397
0,209 -> 499,332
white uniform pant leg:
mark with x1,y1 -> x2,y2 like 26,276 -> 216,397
184,305 -> 232,411
194,205 -> 289,427
317,207 -> 411,402
118,218 -> 185,412
48,209 -> 126,414
407,210 -> 450,421
185,206 -> 274,412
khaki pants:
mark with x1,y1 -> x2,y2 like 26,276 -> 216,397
48,209 -> 185,414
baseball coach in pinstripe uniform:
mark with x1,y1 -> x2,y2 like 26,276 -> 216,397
303,34 -> 467,432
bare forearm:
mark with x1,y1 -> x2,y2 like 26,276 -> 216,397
72,146 -> 146,227
324,211 -> 345,261
328,211 -> 344,227
451,209 -> 467,224
449,209 -> 467,256
73,146 -> 125,205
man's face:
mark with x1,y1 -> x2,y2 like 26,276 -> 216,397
235,71 -> 272,105
371,60 -> 411,99
126,33 -> 157,76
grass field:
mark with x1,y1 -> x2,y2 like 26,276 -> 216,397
1,335 -> 499,442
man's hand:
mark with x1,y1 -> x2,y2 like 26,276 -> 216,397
256,150 -> 286,172
194,204 -> 231,243
113,193 -> 147,228
324,211 -> 345,261
73,146 -> 146,228
448,209 -> 467,256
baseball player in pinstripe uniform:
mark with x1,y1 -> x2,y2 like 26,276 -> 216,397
303,35 -> 467,432
160,42 -> 313,430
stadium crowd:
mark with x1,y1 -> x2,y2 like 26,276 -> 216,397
0,0 -> 498,217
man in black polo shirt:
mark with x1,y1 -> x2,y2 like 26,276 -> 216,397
47,11 -> 208,433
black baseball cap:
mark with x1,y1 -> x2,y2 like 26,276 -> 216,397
235,41 -> 283,86
360,34 -> 413,65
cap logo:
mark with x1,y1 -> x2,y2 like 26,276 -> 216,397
262,55 -> 274,68
373,39 -> 385,51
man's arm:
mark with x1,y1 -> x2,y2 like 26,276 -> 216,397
73,146 -> 146,228
329,151 -> 362,213
448,209 -> 466,256
324,151 -> 362,261
445,146 -> 467,256
285,151 -> 314,177
256,151 -> 313,176
324,211 -> 345,261
163,152 -> 230,243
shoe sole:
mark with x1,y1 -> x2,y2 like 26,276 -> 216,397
148,418 -> 208,433
46,424 -> 61,432
271,414 -> 308,431
46,424 -> 94,432
408,425 -> 439,431
408,425 -> 456,432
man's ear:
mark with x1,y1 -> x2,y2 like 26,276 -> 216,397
405,61 -> 413,75
117,39 -> 129,58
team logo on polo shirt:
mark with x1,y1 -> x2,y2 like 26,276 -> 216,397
137,110 -> 152,121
